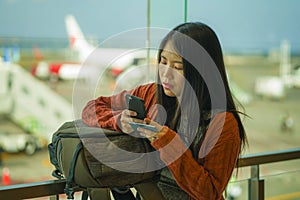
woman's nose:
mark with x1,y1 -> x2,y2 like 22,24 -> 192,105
161,65 -> 173,78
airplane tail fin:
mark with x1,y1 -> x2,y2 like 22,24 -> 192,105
32,45 -> 44,61
64,15 -> 94,62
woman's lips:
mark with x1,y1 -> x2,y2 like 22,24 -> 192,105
162,82 -> 173,90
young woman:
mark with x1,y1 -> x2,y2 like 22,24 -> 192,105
82,22 -> 247,200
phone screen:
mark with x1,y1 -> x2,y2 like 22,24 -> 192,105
125,94 -> 146,120
129,122 -> 158,132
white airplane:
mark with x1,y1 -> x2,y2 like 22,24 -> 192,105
32,15 -> 152,80
64,15 -> 153,79
30,42 -> 83,80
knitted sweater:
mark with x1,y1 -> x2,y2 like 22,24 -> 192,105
82,83 -> 241,200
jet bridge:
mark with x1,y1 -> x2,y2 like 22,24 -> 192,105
0,61 -> 73,142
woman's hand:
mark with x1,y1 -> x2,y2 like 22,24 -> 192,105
119,109 -> 144,134
138,118 -> 166,142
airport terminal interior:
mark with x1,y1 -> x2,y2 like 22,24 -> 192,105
0,1 -> 300,199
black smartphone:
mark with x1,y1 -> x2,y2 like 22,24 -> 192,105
125,94 -> 146,120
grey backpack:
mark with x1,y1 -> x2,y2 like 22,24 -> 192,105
48,119 -> 160,199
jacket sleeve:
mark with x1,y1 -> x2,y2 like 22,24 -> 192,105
81,90 -> 127,131
151,112 -> 241,200
81,83 -> 156,131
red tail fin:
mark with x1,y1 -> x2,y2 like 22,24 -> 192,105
32,45 -> 44,60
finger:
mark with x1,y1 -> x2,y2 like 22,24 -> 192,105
120,111 -> 134,133
138,127 -> 156,136
120,115 -> 130,124
126,110 -> 137,117
124,124 -> 134,133
120,121 -> 134,134
144,118 -> 159,126
139,130 -> 157,142
144,118 -> 162,131
131,118 -> 145,124
121,110 -> 135,122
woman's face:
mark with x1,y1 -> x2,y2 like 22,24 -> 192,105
159,41 -> 185,98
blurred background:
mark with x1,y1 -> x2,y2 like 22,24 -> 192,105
0,0 -> 299,199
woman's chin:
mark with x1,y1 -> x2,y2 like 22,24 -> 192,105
163,88 -> 176,97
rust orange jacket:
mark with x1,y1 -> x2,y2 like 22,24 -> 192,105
82,83 -> 241,200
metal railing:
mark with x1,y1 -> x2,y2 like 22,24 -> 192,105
0,148 -> 300,200
237,148 -> 300,200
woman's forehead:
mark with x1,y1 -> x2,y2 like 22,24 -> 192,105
161,41 -> 182,60
163,41 -> 176,52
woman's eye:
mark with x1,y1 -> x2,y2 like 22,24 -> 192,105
174,65 -> 183,70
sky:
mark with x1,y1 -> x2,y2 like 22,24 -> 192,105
0,0 -> 300,53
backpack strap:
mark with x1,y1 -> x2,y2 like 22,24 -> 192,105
111,187 -> 136,200
134,180 -> 165,200
51,169 -> 63,179
81,190 -> 89,200
64,142 -> 83,199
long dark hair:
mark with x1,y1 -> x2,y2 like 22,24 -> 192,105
156,22 -> 247,158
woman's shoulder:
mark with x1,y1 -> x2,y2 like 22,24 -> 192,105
132,82 -> 156,97
211,111 -> 240,139
136,82 -> 156,90
210,111 -> 238,124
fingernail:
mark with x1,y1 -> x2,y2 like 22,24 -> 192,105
144,118 -> 151,124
